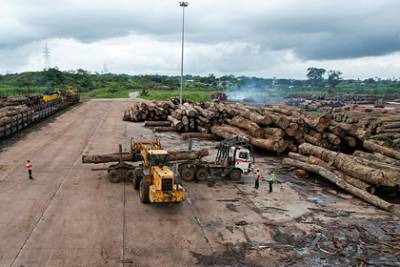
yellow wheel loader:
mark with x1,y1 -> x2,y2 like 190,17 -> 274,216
131,140 -> 185,204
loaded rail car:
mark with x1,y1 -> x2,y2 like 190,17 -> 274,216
0,90 -> 79,139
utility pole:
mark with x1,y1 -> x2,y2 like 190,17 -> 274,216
43,42 -> 50,70
179,1 -> 188,106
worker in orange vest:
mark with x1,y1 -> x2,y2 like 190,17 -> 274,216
26,160 -> 33,180
254,168 -> 261,189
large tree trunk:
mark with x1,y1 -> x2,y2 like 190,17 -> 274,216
211,125 -> 251,139
153,126 -> 176,132
240,111 -> 272,126
353,150 -> 400,166
282,158 -> 396,214
230,116 -> 264,137
250,137 -> 288,153
168,115 -> 184,132
263,127 -> 285,138
288,152 -> 372,191
363,140 -> 400,160
82,152 -> 134,163
82,148 -> 209,164
181,132 -> 217,140
298,143 -> 399,187
144,121 -> 171,127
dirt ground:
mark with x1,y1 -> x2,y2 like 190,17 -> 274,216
0,99 -> 399,267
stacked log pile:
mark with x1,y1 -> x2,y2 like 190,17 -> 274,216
0,105 -> 32,132
169,102 -> 237,133
283,143 -> 400,215
0,94 -> 42,108
329,106 -> 400,149
124,101 -> 398,154
123,101 -> 176,122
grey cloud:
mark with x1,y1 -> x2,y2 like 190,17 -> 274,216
2,0 -> 400,60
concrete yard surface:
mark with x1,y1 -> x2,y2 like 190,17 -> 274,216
0,100 -> 399,267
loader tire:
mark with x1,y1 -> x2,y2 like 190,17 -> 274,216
133,175 -> 141,190
139,179 -> 150,204
196,168 -> 209,181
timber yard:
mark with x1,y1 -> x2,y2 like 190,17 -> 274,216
0,92 -> 399,266
1,1 -> 400,267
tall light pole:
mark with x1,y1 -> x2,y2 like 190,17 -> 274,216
179,1 -> 188,106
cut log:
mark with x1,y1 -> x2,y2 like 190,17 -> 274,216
263,128 -> 285,138
353,150 -> 400,166
298,143 -> 399,187
250,137 -> 288,153
181,132 -> 217,140
343,136 -> 357,147
169,148 -> 209,160
332,170 -> 372,192
304,134 -> 321,146
282,158 -> 395,213
230,116 -> 264,138
82,152 -> 134,163
304,115 -> 330,132
288,152 -> 374,192
323,132 -> 341,145
144,121 -> 171,127
168,115 -> 184,132
211,125 -> 251,140
363,140 -> 400,160
377,128 -> 400,133
82,148 -> 209,164
267,113 -> 290,129
241,111 -> 272,126
381,121 -> 400,129
153,126 -> 176,132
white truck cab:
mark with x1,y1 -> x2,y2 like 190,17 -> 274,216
228,146 -> 252,173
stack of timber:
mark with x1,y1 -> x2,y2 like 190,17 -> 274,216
123,101 -> 176,122
329,106 -> 400,150
123,101 -> 400,155
283,143 -> 400,216
169,102 -> 238,133
0,105 -> 33,135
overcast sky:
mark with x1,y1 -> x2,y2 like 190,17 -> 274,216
1,0 -> 400,78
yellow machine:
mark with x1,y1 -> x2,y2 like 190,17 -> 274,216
42,90 -> 61,103
131,139 -> 185,203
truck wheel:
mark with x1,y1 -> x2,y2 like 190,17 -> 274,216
108,169 -> 122,183
229,169 -> 242,181
196,168 -> 208,181
180,165 -> 195,182
133,174 -> 141,190
139,179 -> 150,203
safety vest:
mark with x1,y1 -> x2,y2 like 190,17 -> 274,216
26,163 -> 32,170
267,174 -> 277,182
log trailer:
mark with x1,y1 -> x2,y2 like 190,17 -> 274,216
83,139 -> 185,203
177,137 -> 255,182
